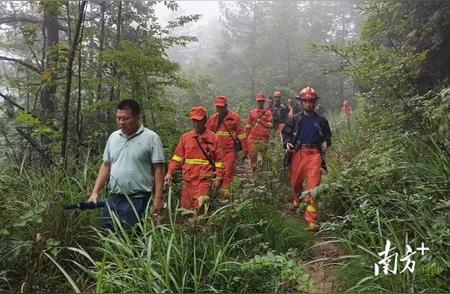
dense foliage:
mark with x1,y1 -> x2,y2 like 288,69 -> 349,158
169,0 -> 362,110
323,90 -> 449,292
0,148 -> 316,292
317,1 -> 450,292
0,1 -> 199,167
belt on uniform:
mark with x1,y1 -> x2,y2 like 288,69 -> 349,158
298,144 -> 320,150
110,191 -> 151,198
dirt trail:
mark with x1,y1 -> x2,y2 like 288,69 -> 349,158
299,234 -> 343,293
235,158 -> 343,293
280,201 -> 344,293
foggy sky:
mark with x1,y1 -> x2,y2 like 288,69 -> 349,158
156,1 -> 219,24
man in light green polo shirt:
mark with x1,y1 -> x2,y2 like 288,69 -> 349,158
88,99 -> 165,230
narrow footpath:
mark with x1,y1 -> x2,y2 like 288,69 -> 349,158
235,157 -> 344,293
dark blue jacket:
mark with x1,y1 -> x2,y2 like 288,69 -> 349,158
282,112 -> 332,150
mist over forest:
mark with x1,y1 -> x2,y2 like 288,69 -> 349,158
0,1 -> 448,293
165,1 -> 364,111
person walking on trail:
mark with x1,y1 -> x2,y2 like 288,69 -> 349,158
340,99 -> 353,118
287,98 -> 300,118
245,94 -> 273,170
165,107 -> 225,217
266,96 -> 276,137
272,90 -> 289,132
88,99 -> 165,230
266,96 -> 275,113
282,87 -> 332,230
206,96 -> 248,202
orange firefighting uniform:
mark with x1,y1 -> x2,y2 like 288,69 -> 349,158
206,111 -> 247,196
245,109 -> 273,167
282,111 -> 332,228
167,130 -> 225,210
289,148 -> 322,225
282,86 -> 332,228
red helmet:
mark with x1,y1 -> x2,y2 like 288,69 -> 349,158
299,87 -> 318,101
273,90 -> 281,97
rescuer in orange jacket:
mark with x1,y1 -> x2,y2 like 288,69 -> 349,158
266,96 -> 274,114
245,94 -> 273,170
206,96 -> 248,202
282,87 -> 332,231
165,107 -> 225,216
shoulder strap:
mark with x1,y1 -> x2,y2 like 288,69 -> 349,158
222,119 -> 237,140
194,136 -> 216,171
214,112 -> 228,133
249,110 -> 267,130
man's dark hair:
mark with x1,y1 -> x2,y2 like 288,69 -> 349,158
117,99 -> 141,116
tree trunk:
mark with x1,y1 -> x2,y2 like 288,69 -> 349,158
108,1 -> 122,120
116,0 -> 122,101
61,1 -> 87,169
96,0 -> 106,103
66,2 -> 72,44
76,8 -> 85,144
40,1 -> 59,123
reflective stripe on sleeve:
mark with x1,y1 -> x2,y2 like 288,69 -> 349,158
184,158 -> 224,168
216,131 -> 236,136
185,158 -> 210,165
238,133 -> 247,139
215,161 -> 225,168
172,155 -> 184,163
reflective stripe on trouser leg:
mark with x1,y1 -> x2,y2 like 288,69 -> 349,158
303,150 -> 321,225
304,194 -> 318,225
289,149 -> 321,225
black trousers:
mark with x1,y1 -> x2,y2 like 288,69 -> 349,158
99,192 -> 150,230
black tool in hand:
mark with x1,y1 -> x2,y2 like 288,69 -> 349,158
64,200 -> 106,210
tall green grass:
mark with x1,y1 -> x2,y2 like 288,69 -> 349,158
48,188 -> 313,292
320,89 -> 450,292
0,157 -> 100,292
1,148 -> 314,292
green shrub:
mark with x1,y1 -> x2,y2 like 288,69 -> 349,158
53,198 -> 313,293
320,89 -> 450,292
233,251 -> 314,293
